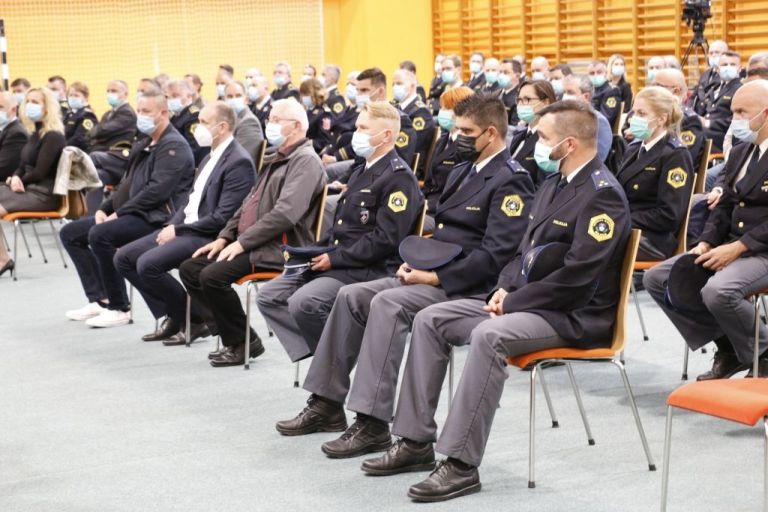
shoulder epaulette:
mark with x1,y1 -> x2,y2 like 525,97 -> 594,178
591,168 -> 615,190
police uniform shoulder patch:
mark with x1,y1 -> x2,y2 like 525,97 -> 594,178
667,137 -> 687,149
667,167 -> 688,189
680,130 -> 696,146
396,131 -> 409,148
590,169 -> 613,190
413,116 -> 426,131
391,158 -> 407,172
588,213 -> 615,242
505,157 -> 526,173
190,123 -> 199,136
189,105 -> 199,114
606,97 -> 617,109
388,191 -> 408,212
501,194 -> 524,217
82,119 -> 94,130
333,102 -> 344,114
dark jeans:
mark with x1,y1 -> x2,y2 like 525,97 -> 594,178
114,231 -> 210,325
178,253 -> 256,347
60,214 -> 157,311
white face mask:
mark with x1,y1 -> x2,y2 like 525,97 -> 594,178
265,122 -> 286,146
193,124 -> 214,147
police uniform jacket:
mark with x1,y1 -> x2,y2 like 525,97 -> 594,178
468,73 -> 486,92
171,103 -> 209,166
690,67 -> 720,116
319,149 -> 423,284
100,123 -> 195,225
423,131 -> 457,214
431,151 -> 534,297
704,78 -> 742,152
616,134 -> 693,258
591,82 -> 622,127
494,158 -> 631,347
700,142 -> 768,254
64,106 -> 98,152
324,87 -> 346,122
680,106 -> 705,170
271,83 -> 300,102
427,76 -> 447,115
499,84 -> 521,125
324,106 -> 359,161
88,102 -> 137,154
333,109 -> 417,166
615,77 -> 633,113
508,127 -> 545,187
306,105 -> 327,153
251,96 -> 272,132
400,97 -> 435,175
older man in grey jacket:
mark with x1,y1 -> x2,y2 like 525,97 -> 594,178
179,99 -> 326,367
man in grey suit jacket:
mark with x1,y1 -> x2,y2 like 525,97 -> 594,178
225,81 -> 264,167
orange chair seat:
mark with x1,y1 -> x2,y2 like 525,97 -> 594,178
235,271 -> 281,286
3,211 -> 64,222
634,260 -> 661,271
507,347 -> 616,369
668,379 -> 768,426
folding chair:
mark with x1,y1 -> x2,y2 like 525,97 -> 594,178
693,138 -> 713,195
419,127 -> 442,188
254,140 -> 267,173
410,153 -> 421,177
614,102 -> 626,136
2,193 -> 69,280
661,288 -> 768,511
502,229 -> 656,488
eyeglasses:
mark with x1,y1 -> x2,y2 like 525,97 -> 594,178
747,68 -> 768,78
516,97 -> 542,106
269,117 -> 299,124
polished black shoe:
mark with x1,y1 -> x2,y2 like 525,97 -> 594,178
0,259 -> 14,277
696,350 -> 748,381
275,394 -> 348,436
209,339 -> 265,367
142,317 -> 179,342
207,330 -> 257,358
162,322 -> 211,346
321,416 -> 392,459
361,438 -> 435,475
407,459 -> 481,502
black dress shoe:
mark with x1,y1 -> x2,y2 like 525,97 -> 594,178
321,416 -> 392,459
142,317 -> 179,342
361,438 -> 435,475
0,259 -> 14,277
407,459 -> 481,502
275,394 -> 348,436
696,350 -> 748,381
162,322 -> 211,346
209,339 -> 265,367
207,330 -> 257,358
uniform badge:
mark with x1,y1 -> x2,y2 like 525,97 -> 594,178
606,97 -> 617,109
190,123 -> 198,136
413,116 -> 425,130
122,149 -> 130,157
666,167 -> 687,189
283,250 -> 290,262
396,131 -> 409,148
333,102 -> 343,114
189,105 -> 199,114
82,119 -> 94,130
680,130 -> 696,146
588,213 -> 615,242
388,191 -> 408,212
500,194 -> 524,217
360,209 -> 370,224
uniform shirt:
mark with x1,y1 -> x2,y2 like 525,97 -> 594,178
735,138 -> 768,186
184,136 -> 234,224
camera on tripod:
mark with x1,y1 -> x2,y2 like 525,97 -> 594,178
682,0 -> 712,41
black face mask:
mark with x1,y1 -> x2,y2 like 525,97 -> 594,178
455,128 -> 490,163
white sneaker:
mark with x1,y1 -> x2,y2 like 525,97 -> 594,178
85,309 -> 131,328
65,302 -> 107,321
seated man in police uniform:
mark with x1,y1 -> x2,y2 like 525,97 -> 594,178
588,60 -> 622,128
358,100 -> 631,502
321,64 -> 346,121
467,52 -> 485,92
427,54 -> 447,115
689,40 -> 729,115
480,58 -> 501,93
703,51 -> 743,153
115,102 -> 254,344
498,58 -> 522,126
271,61 -> 300,102
248,76 -> 272,132
274,95 -> 536,457
392,68 -> 434,176
644,80 -> 768,380
256,101 -> 423,363
561,74 -> 613,162
166,79 -> 208,166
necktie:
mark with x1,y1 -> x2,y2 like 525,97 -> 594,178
551,177 -> 568,203
459,165 -> 478,189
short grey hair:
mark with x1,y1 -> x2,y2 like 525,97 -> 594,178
324,64 -> 341,84
272,98 -> 308,133
275,61 -> 292,75
568,74 -> 594,96
749,52 -> 768,68
167,79 -> 193,96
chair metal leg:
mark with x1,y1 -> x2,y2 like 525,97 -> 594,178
611,360 -> 656,471
538,366 -> 559,428
630,280 -> 650,341
448,348 -> 454,409
293,362 -> 300,388
682,346 -> 690,380
764,416 -> 767,512
754,296 -> 762,378
48,219 -> 67,268
528,364 -> 538,489
566,363 -> 595,445
16,220 -> 32,258
12,220 -> 18,280
660,406 -> 674,512
30,221 -> 48,263
185,294 -> 191,348
762,296 -> 768,325
128,284 -> 134,324
244,282 -> 253,371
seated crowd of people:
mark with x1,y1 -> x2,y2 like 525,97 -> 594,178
1,41 -> 768,502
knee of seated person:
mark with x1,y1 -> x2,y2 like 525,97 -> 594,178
642,265 -> 664,292
198,264 -> 224,291
113,247 -> 132,273
701,279 -> 735,310
369,287 -> 399,311
136,254 -> 162,279
86,222 -> 110,247
470,318 -> 508,354
287,289 -> 325,318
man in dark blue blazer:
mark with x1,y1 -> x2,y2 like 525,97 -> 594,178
115,102 -> 255,344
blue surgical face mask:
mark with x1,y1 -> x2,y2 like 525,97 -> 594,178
25,103 -> 43,122
591,74 -> 607,88
532,71 -> 547,81
0,111 -> 9,128
248,86 -> 261,102
136,114 -> 157,135
708,55 -> 720,68
612,64 -> 625,78
437,109 -> 454,131
107,93 -> 120,108
216,84 -> 226,98
719,65 -> 739,82
470,62 -> 482,74
731,111 -> 767,144
273,75 -> 287,87
301,95 -> 314,109
352,130 -> 383,160
550,79 -> 564,96
647,70 -> 657,82
168,98 -> 183,114
441,70 -> 455,84
68,96 -> 84,111
226,97 -> 246,114
345,84 -> 357,102
497,74 -> 512,89
517,104 -> 537,124
485,72 -> 498,85
392,84 -> 408,102
265,122 -> 286,146
534,138 -> 568,174
356,94 -> 370,108
629,115 -> 654,141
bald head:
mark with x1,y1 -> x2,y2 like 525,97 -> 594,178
531,56 -> 550,80
731,80 -> 768,143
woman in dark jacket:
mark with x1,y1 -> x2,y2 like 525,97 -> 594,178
300,78 -> 330,153
0,86 -> 66,275
608,53 -> 633,113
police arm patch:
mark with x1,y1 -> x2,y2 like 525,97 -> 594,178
413,116 -> 425,130
501,194 -> 524,217
388,191 -> 408,213
666,167 -> 688,189
82,119 -> 94,130
588,213 -> 615,242
606,97 -> 617,109
680,130 -> 696,146
395,131 -> 409,148
333,102 -> 344,114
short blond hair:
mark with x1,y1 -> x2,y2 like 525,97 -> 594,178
361,101 -> 401,132
21,87 -> 64,135
635,86 -> 683,136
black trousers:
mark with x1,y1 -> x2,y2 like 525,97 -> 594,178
178,253 -> 256,347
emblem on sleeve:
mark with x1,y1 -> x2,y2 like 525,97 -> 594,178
333,102 -> 344,114
588,213 -> 615,242
190,123 -> 199,136
680,130 -> 696,146
501,194 -> 524,217
395,131 -> 409,148
667,167 -> 687,189
606,97 -> 617,109
388,191 -> 408,213
413,116 -> 425,130
83,119 -> 94,130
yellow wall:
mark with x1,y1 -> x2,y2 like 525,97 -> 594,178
323,0 -> 434,94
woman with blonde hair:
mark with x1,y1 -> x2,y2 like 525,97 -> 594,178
616,85 -> 693,261
300,78 -> 329,153
608,53 -> 633,113
0,86 -> 66,275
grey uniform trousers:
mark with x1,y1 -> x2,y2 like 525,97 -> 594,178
302,277 -> 451,421
643,252 -> 768,364
391,298 -> 571,467
256,274 -> 346,362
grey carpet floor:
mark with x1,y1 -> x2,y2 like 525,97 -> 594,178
0,225 -> 763,512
